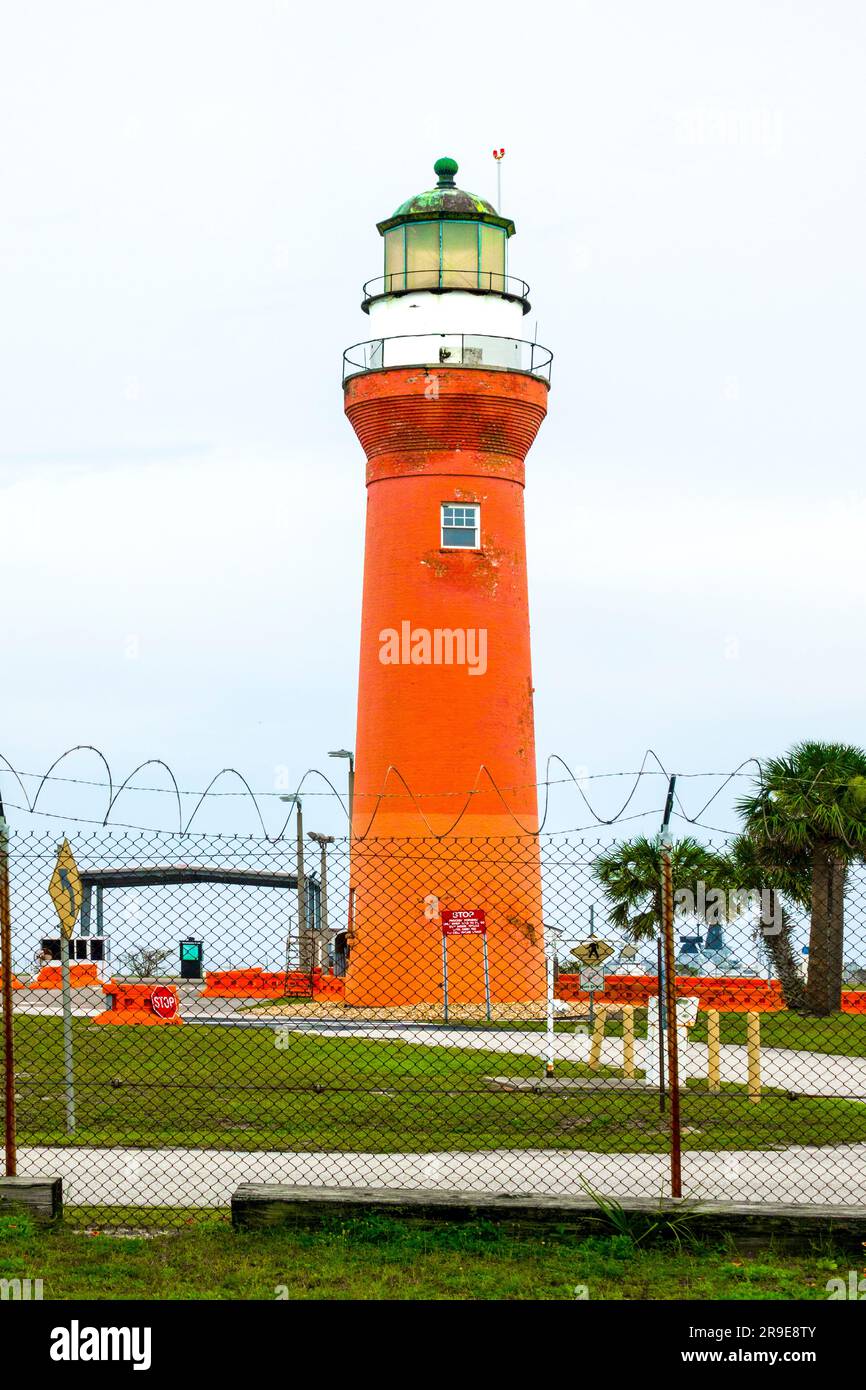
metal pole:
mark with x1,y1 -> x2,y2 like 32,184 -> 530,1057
348,757 -> 355,837
656,935 -> 666,1113
588,906 -> 596,1026
441,933 -> 449,1023
59,930 -> 76,1136
660,774 -> 681,1198
296,803 -> 307,980
482,934 -> 491,1023
545,946 -> 554,1076
0,796 -> 17,1175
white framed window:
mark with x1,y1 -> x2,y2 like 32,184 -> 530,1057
441,503 -> 480,549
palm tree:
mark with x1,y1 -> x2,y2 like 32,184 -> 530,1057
593,835 -> 726,941
718,834 -> 808,1011
736,742 -> 866,1015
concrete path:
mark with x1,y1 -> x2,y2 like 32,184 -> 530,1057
16,1142 -> 866,1208
277,1022 -> 866,1099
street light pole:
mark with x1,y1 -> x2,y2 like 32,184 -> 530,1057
308,832 -> 335,971
328,749 -> 354,836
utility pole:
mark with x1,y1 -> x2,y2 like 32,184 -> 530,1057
659,775 -> 682,1198
308,832 -> 335,971
0,793 -> 16,1175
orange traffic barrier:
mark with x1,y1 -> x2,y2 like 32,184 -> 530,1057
313,974 -> 345,1000
201,968 -> 343,999
92,981 -> 183,1025
200,969 -> 267,997
28,962 -> 101,989
557,974 -> 866,1015
555,974 -> 784,1011
201,969 -> 315,998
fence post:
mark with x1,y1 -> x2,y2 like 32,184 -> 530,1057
0,796 -> 16,1175
622,1004 -> 635,1078
59,932 -> 76,1136
747,1011 -> 761,1102
588,1009 -> 605,1070
659,775 -> 682,1199
707,1009 -> 721,1092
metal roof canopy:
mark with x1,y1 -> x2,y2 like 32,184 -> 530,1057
76,865 -> 310,938
79,866 -> 300,890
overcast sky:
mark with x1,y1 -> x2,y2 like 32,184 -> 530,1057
1,1 -> 864,840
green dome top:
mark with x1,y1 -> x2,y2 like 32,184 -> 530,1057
433,155 -> 459,185
377,157 -> 514,237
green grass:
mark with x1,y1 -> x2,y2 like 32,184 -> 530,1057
0,1210 -> 850,1300
7,1016 -> 866,1154
688,1009 -> 866,1057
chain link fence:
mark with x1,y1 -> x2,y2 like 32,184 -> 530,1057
2,829 -> 866,1225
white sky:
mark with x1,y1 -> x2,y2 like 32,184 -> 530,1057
1,0 -> 865,839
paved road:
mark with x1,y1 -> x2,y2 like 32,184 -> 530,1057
16,1142 -> 866,1207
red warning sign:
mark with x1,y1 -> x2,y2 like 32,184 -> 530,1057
441,909 -> 487,936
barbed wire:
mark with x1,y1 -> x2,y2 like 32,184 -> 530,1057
0,744 -> 682,837
0,742 -> 857,842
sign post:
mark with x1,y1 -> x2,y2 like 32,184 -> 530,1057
579,964 -> 607,1026
49,839 -> 82,1137
440,910 -> 489,1021
571,938 -> 614,1027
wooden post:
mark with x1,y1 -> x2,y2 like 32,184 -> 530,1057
747,1011 -> 761,1102
707,1009 -> 721,1093
589,1009 -> 605,1070
622,1005 -> 635,1078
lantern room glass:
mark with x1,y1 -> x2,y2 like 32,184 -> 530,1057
441,222 -> 477,289
384,228 -> 404,292
480,225 -> 506,292
406,222 -> 440,290
382,220 -> 507,292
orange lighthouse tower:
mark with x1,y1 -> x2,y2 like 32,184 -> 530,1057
343,157 -> 552,1010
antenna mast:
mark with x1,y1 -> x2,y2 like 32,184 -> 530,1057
492,147 -> 505,209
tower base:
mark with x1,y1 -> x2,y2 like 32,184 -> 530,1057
345,835 -> 546,1008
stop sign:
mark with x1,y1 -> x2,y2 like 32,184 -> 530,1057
150,986 -> 178,1020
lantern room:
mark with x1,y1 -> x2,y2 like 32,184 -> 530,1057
362,157 -> 529,313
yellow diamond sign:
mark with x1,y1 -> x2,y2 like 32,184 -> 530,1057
49,839 -> 82,939
571,938 -> 615,967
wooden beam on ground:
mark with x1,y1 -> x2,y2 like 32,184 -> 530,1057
0,1176 -> 62,1221
230,1184 -> 866,1253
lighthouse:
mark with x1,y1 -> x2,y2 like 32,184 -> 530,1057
343,156 -> 552,1011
